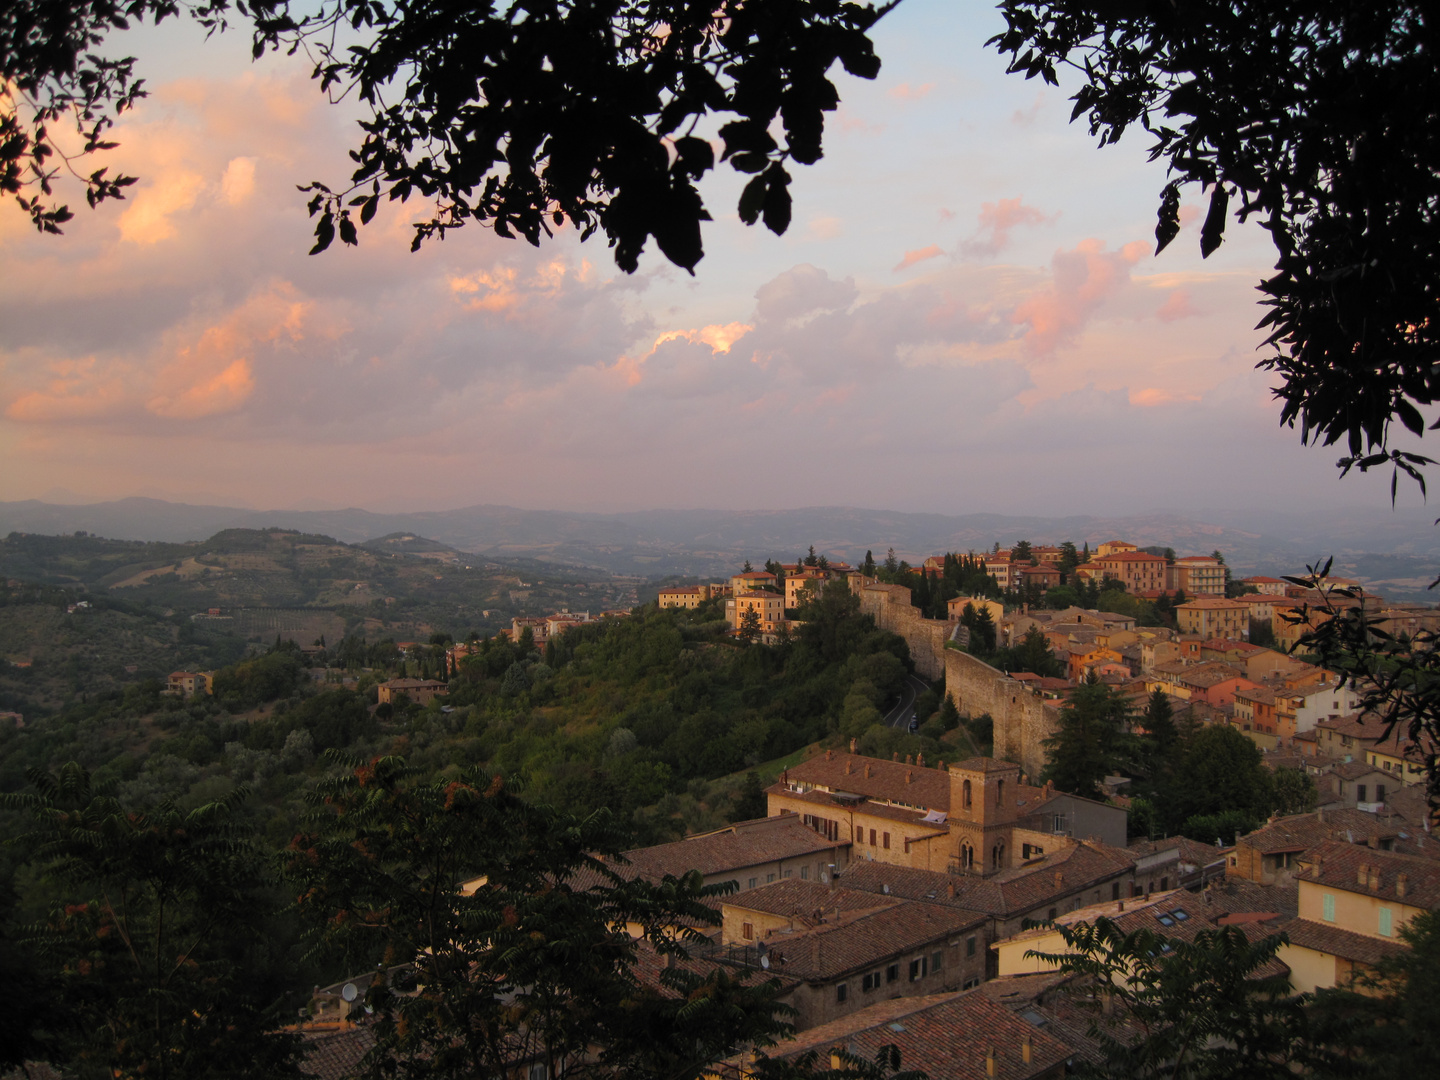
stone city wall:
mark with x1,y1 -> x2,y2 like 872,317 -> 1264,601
858,583 -> 955,681
943,647 -> 1061,780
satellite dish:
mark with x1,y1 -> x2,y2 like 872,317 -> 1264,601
760,955 -> 771,970
341,983 -> 359,1003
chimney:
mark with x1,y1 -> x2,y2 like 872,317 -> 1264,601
849,738 -> 858,753
985,1046 -> 997,1078
938,760 -> 946,772
1369,868 -> 1381,890
865,764 -> 873,779
1397,873 -> 1408,899
906,770 -> 914,784
906,754 -> 914,766
1054,871 -> 1064,887
826,749 -> 833,761
917,753 -> 925,768
844,761 -> 852,775
893,752 -> 900,762
1357,863 -> 1369,886
1022,1033 -> 1033,1065
947,882 -> 956,898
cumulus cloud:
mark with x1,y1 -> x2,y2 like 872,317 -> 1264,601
753,264 -> 858,323
1156,288 -> 1201,322
893,245 -> 944,272
888,82 -> 935,101
0,43 -> 1305,514
961,197 -> 1053,258
1011,238 -> 1150,354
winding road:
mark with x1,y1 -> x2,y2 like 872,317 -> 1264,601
883,673 -> 933,730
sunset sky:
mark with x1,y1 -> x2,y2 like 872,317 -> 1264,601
0,0 -> 1422,517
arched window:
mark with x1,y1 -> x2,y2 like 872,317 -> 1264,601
961,843 -> 974,870
962,779 -> 972,809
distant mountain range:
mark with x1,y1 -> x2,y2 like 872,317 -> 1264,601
2,497 -> 1438,599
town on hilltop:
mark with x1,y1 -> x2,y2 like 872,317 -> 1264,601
291,538 -> 1438,1078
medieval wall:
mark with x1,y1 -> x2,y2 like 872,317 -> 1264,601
858,583 -> 955,680
943,648 -> 1060,780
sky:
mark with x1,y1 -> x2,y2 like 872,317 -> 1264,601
0,0 -> 1426,517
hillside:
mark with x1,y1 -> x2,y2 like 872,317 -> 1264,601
0,529 -> 638,722
6,499 -> 1440,592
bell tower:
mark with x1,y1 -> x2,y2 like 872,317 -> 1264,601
948,757 -> 1022,876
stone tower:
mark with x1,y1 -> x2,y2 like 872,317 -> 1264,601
947,757 -> 1022,876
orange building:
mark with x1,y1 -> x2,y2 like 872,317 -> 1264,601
1093,551 -> 1168,593
1176,598 -> 1250,640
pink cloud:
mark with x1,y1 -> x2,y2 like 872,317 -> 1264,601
961,197 -> 1052,257
888,82 -> 935,101
1011,238 -> 1149,354
1156,288 -> 1200,322
1010,92 -> 1044,126
938,208 -> 955,223
893,244 -> 944,272
1129,387 -> 1201,407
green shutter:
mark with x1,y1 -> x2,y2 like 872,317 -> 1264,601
1379,907 -> 1393,937
1323,894 -> 1335,922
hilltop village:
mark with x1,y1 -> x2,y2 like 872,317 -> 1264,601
293,538 -> 1439,1078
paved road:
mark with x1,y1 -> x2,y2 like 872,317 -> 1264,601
883,673 -> 932,730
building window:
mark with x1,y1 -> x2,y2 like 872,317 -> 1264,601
886,963 -> 899,984
529,1065 -> 547,1080
1160,876 -> 1169,891
1048,908 -> 1057,921
767,873 -> 775,883
1357,785 -> 1367,802
930,950 -> 943,971
782,869 -> 791,878
962,779 -> 972,809
1112,882 -> 1121,901
870,829 -> 877,846
1377,784 -> 1387,802
883,832 -> 891,850
862,971 -> 880,992
742,922 -> 753,941
748,878 -> 757,890
909,957 -> 927,981
966,935 -> 977,957
1323,894 -> 1335,922
1379,907 -> 1393,937
800,866 -> 809,881
962,977 -> 981,990
836,983 -> 848,1003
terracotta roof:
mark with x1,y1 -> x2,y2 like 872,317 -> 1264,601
1238,808 -> 1404,855
1126,836 -> 1226,868
840,841 -> 1135,919
1097,552 -> 1167,563
302,1027 -> 376,1080
752,987 -> 1073,1080
774,752 -> 954,812
380,677 -> 448,689
1236,685 -> 1277,704
747,899 -> 985,982
723,879 -> 900,921
1276,917 -> 1409,968
1316,713 -> 1436,760
614,816 -> 848,882
1298,839 -> 1440,907
1199,877 -> 1300,920
1328,760 -> 1388,781
1176,598 -> 1249,610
